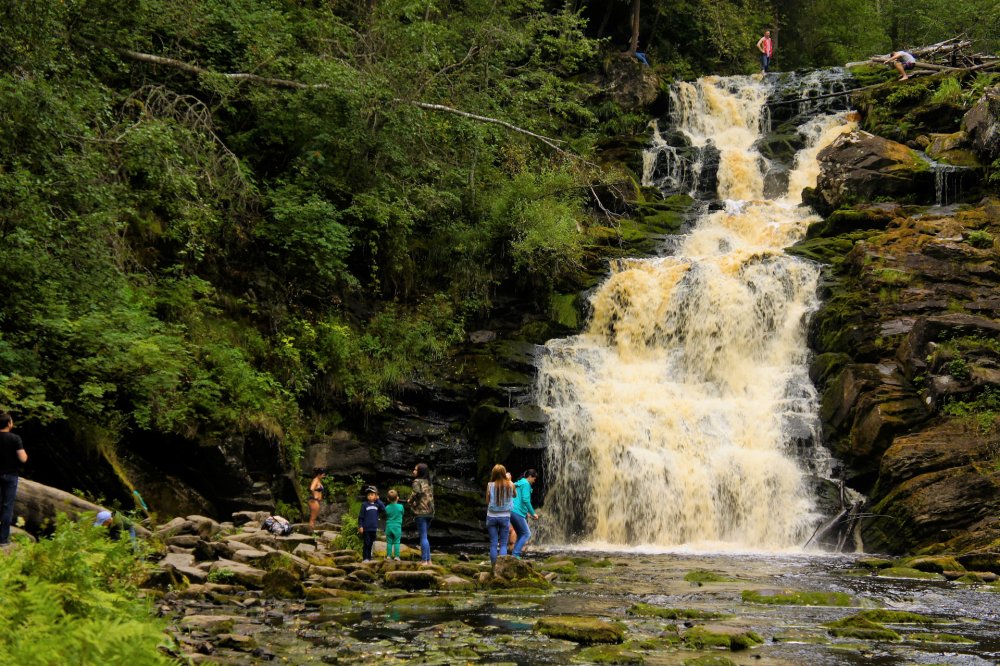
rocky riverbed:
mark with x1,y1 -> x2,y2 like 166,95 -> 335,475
150,513 -> 1000,664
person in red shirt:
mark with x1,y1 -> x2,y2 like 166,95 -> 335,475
757,30 -> 774,73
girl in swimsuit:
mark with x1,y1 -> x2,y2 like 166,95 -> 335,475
308,468 -> 326,529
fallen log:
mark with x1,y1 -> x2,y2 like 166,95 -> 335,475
13,478 -> 150,537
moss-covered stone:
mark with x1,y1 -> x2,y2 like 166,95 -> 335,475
894,556 -> 964,574
853,609 -> 941,625
548,293 -> 581,330
627,603 -> 730,620
741,589 -> 853,606
876,567 -> 946,580
825,616 -> 900,641
535,616 -> 626,644
682,626 -> 763,651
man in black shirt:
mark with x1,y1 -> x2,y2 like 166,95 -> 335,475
0,412 -> 28,545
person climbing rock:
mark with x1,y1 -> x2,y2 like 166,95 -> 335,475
887,50 -> 916,80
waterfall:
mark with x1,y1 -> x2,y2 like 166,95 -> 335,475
538,74 -> 856,550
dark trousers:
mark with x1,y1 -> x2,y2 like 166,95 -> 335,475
362,529 -> 378,560
0,473 -> 19,544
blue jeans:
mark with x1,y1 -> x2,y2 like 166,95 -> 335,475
0,473 -> 19,544
487,514 -> 511,564
416,516 -> 432,562
761,54 -> 770,72
510,512 -> 531,556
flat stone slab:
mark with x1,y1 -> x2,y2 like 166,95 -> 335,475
535,616 -> 625,644
384,570 -> 440,590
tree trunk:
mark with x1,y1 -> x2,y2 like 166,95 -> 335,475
628,0 -> 641,54
13,478 -> 150,536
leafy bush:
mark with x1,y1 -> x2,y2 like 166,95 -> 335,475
966,230 -> 994,249
0,516 -> 170,664
930,77 -> 963,105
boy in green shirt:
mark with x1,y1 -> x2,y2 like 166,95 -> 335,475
384,489 -> 405,560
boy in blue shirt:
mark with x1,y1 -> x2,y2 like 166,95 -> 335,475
358,485 -> 385,562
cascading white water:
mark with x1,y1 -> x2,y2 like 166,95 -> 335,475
538,75 -> 856,550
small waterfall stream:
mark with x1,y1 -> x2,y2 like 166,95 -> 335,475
538,74 -> 856,550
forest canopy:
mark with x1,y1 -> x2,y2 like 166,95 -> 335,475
1,0 -> 998,474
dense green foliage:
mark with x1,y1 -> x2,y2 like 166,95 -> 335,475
0,1 -> 609,472
0,517 -> 169,664
1,0 -> 997,493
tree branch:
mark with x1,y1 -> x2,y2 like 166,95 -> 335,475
114,47 -> 329,90
110,44 -> 596,162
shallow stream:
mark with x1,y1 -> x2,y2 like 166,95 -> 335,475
188,548 -> 1000,664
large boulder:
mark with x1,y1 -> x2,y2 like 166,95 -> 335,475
810,131 -> 933,214
962,86 -> 1000,160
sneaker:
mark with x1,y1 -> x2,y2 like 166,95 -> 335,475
394,557 -> 401,561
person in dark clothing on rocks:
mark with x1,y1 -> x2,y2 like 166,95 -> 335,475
357,485 -> 385,562
0,412 -> 27,547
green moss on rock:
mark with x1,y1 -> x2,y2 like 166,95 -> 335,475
682,626 -> 763,651
535,616 -> 626,644
825,617 -> 901,641
741,589 -> 853,606
876,567 -> 946,580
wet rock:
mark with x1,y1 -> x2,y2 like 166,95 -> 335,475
441,574 -> 475,590
963,86 -> 1000,160
216,633 -> 257,650
209,560 -> 265,588
384,570 -> 440,590
535,616 -> 625,644
490,556 -> 551,589
811,130 -> 934,214
262,569 -> 304,599
179,614 -> 241,634
682,624 -> 764,651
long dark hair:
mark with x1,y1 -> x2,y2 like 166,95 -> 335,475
414,462 -> 431,480
490,464 -> 515,505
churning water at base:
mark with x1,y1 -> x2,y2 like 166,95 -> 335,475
538,75 -> 856,550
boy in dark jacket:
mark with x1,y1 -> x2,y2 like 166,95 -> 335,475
357,485 -> 385,562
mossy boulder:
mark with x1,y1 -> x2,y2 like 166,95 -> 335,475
261,568 -> 304,599
895,555 -> 964,574
682,625 -> 763,651
811,130 -> 933,215
875,567 -> 945,580
825,616 -> 900,641
535,616 -> 626,644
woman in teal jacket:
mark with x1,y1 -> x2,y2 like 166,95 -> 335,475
510,469 -> 538,557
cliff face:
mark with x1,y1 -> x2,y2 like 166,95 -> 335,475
798,74 -> 1000,559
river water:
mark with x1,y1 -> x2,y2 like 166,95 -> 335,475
218,548 -> 1000,664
